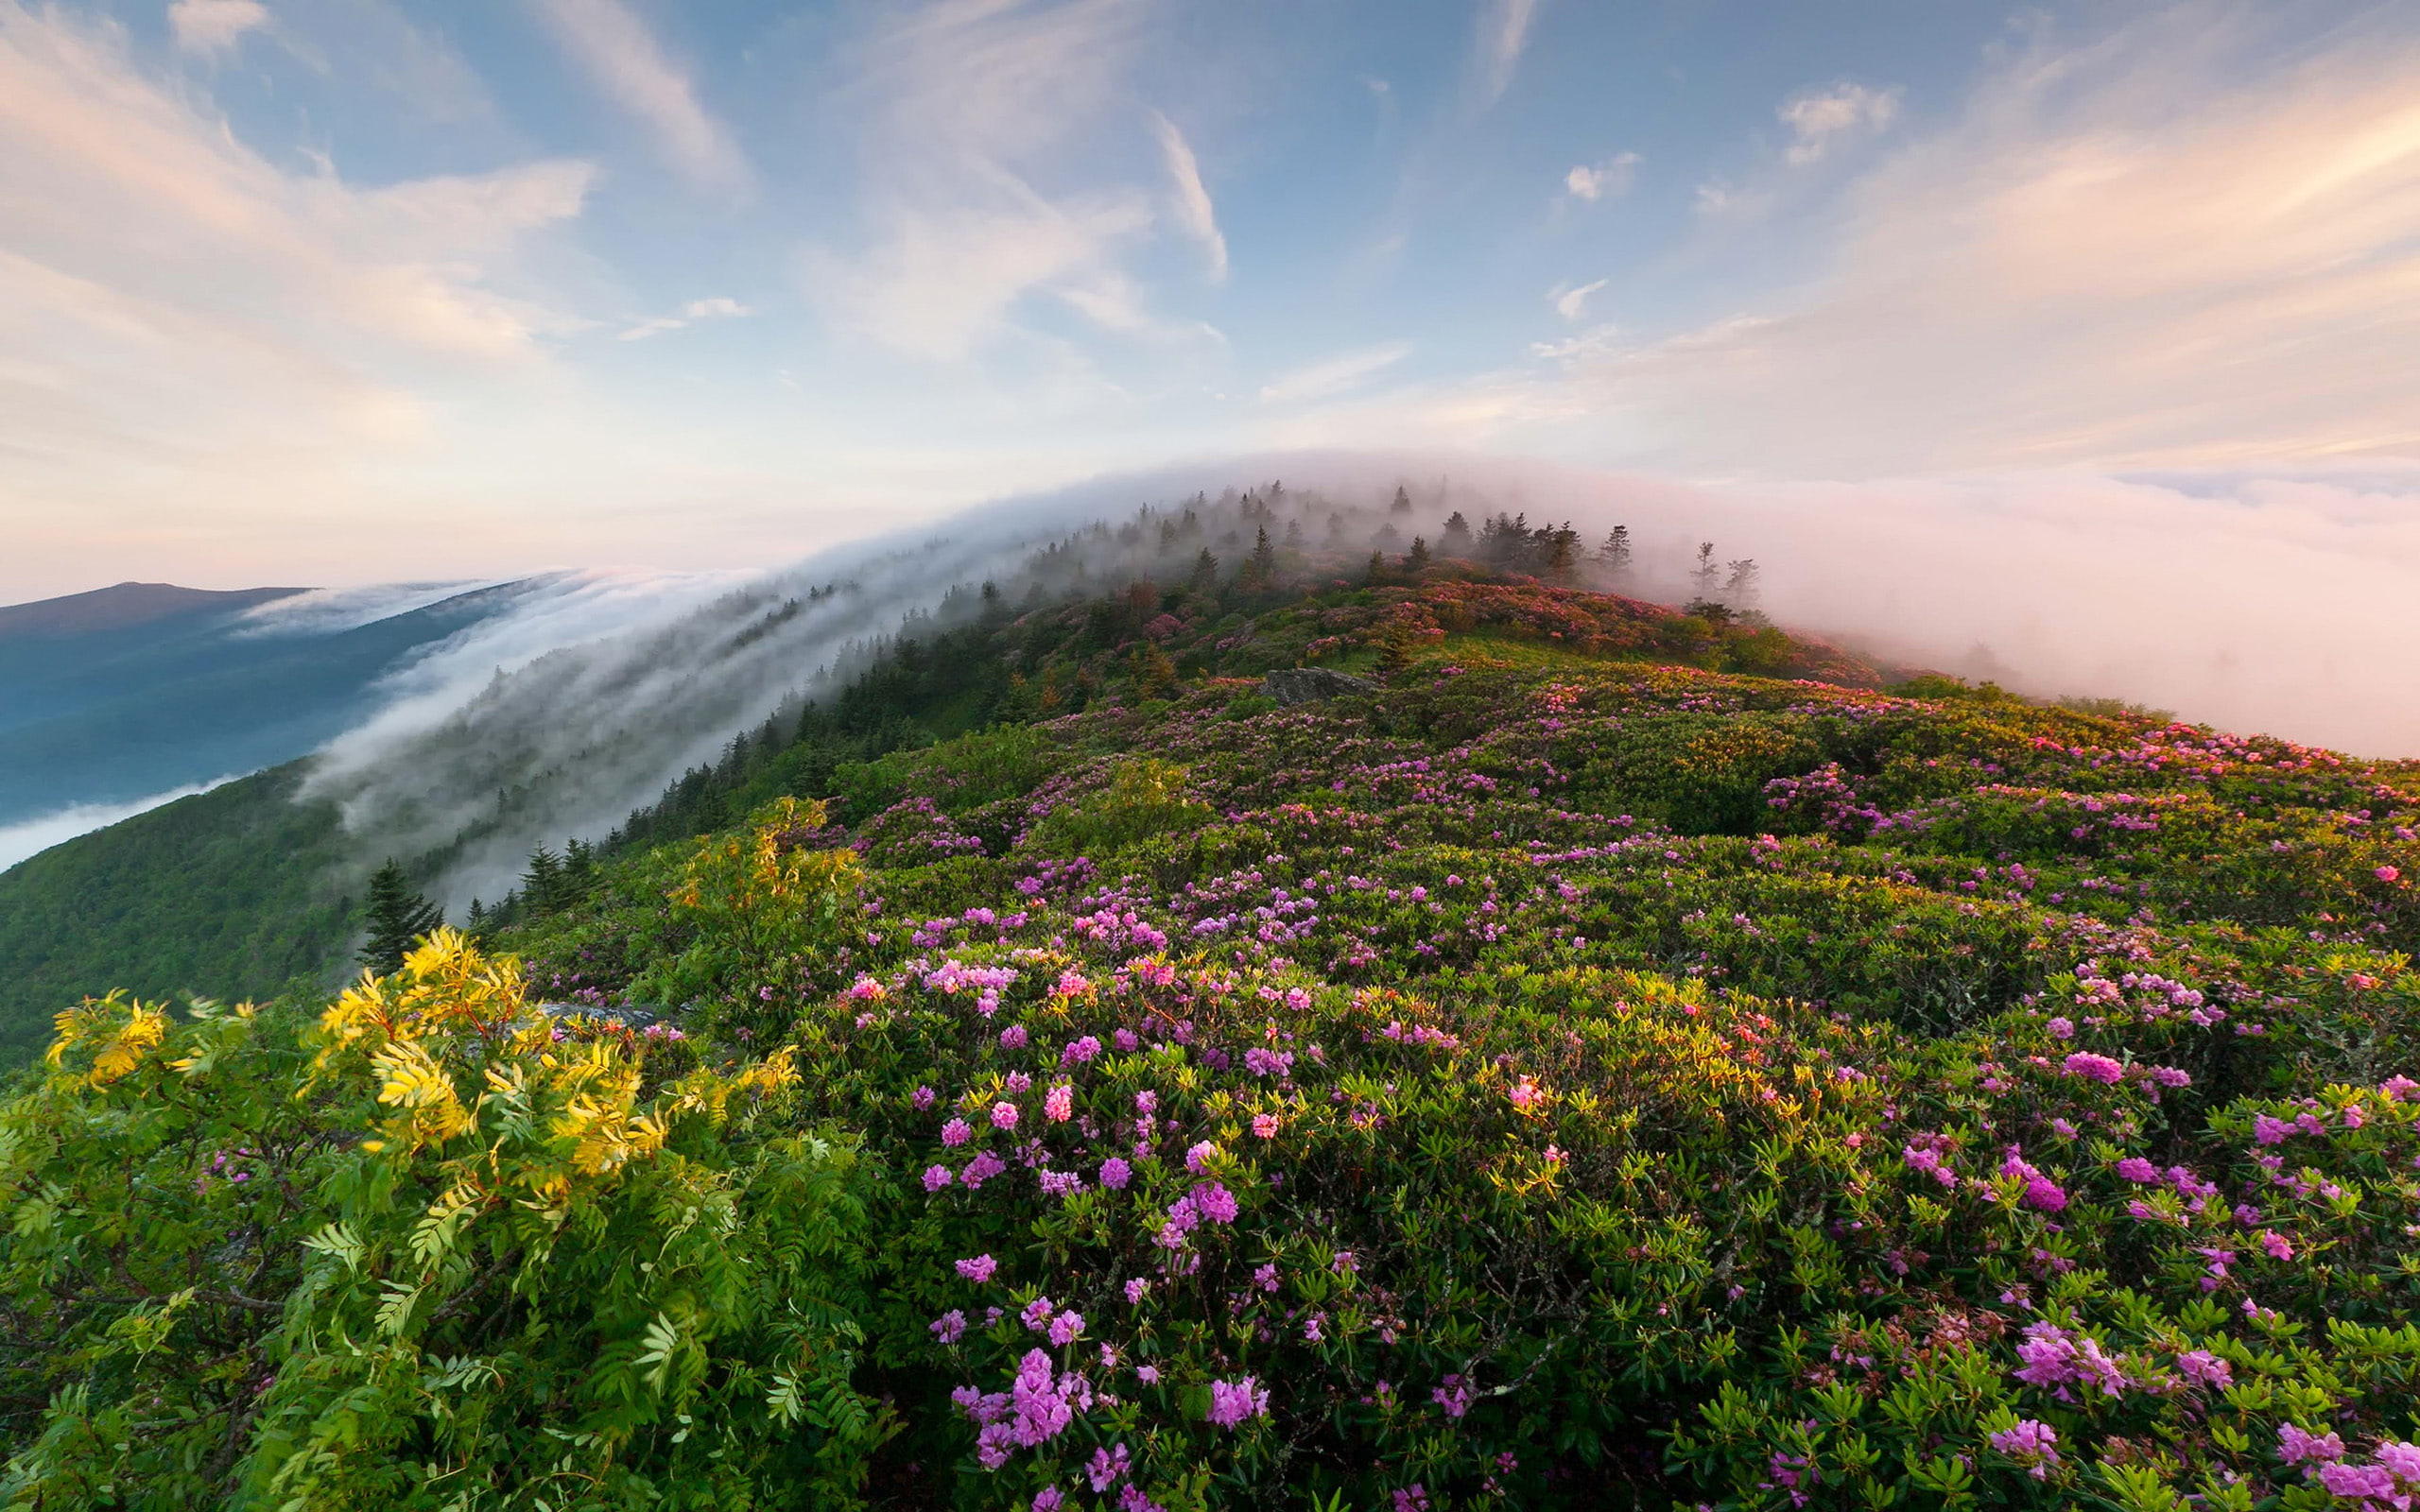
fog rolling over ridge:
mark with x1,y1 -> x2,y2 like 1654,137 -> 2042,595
280,452 -> 2418,909
306,487 -> 1172,906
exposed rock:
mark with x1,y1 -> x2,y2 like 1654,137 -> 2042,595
1262,666 -> 1378,706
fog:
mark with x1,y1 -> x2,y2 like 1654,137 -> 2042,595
0,776 -> 247,873
206,450 -> 2420,908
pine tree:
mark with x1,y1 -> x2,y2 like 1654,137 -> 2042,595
1189,547 -> 1219,592
522,847 -> 563,919
1598,525 -> 1632,575
1391,485 -> 1412,516
1407,535 -> 1430,571
1238,524 -> 1277,591
1376,619 -> 1415,673
1441,511 -> 1472,555
1545,523 -> 1580,580
1365,550 -> 1387,584
357,859 -> 443,973
1693,541 -> 1720,600
1723,558 -> 1761,610
1132,641 -> 1178,698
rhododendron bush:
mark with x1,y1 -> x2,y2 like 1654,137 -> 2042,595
5,574 -> 2417,1509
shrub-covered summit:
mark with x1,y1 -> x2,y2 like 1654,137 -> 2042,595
4,566 -> 2418,1512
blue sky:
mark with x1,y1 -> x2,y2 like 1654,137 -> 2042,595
1,0 -> 2415,597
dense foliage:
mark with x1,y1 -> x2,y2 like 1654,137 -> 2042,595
5,568 -> 2418,1510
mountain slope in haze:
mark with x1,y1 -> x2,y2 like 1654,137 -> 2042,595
0,579 -> 534,830
0,529 -> 1891,1061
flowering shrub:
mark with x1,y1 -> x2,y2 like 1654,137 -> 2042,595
0,934 -> 886,1508
14,573 -> 2420,1507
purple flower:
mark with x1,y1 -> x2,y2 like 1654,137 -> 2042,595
2254,1113 -> 2292,1146
1033,1489 -> 1065,1512
957,1254 -> 999,1283
962,1150 -> 1007,1188
1062,1036 -> 1103,1065
1192,1181 -> 1239,1224
2064,1051 -> 2124,1084
923,1163 -> 955,1192
912,1084 -> 936,1108
992,1101 -> 1020,1130
1000,1023 -> 1029,1050
1049,1311 -> 1085,1346
1124,1277 -> 1150,1304
1184,1141 -> 1219,1175
1988,1418 -> 2060,1480
1114,1028 -> 1140,1052
1087,1444 -> 1132,1492
1100,1157 -> 1132,1189
1022,1296 -> 1057,1332
1431,1374 -> 1476,1419
1134,1362 -> 1159,1383
2279,1424 -> 2347,1465
2177,1349 -> 2232,1387
2115,1157 -> 2159,1183
930,1309 -> 967,1344
1206,1376 -> 1270,1429
1045,1084 -> 1075,1123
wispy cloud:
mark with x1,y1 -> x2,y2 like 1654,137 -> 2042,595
1562,151 -> 1638,202
0,1 -> 595,594
1473,0 -> 1537,108
1550,278 -> 1606,321
534,0 -> 751,200
1151,111 -> 1227,283
1258,342 -> 1411,404
803,0 -> 1202,361
1548,11 -> 2420,475
167,0 -> 268,56
1779,81 -> 1900,165
618,295 -> 753,340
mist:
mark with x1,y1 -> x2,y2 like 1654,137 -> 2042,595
229,448 -> 2417,913
0,776 -> 247,873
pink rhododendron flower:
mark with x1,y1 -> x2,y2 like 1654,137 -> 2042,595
1206,1377 -> 1269,1428
991,1101 -> 1020,1130
1045,1084 -> 1075,1122
942,1118 -> 972,1147
1988,1419 -> 2060,1479
2064,1051 -> 2124,1084
956,1254 -> 998,1283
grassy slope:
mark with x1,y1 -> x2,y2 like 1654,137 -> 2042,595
9,568 -> 2420,1506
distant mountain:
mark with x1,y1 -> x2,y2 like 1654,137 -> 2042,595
0,578 -> 527,832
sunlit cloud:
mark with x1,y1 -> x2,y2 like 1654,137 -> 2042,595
1472,0 -> 1536,108
1562,152 -> 1638,202
1779,81 -> 1900,165
167,0 -> 267,56
533,0 -> 752,200
1151,111 -> 1228,283
1257,343 -> 1412,405
1550,279 -> 1606,321
617,295 -> 754,340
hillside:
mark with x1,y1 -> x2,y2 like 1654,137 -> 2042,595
4,558 -> 2416,1508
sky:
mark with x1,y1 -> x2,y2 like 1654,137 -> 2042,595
2,0 -> 2418,603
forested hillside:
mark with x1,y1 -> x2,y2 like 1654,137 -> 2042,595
6,534 -> 2418,1510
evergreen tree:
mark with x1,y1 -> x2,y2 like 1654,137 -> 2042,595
1189,547 -> 1219,593
1724,558 -> 1762,611
356,860 -> 442,973
1545,522 -> 1581,580
1376,619 -> 1415,673
1441,511 -> 1473,555
1364,550 -> 1387,584
1391,485 -> 1412,515
1598,525 -> 1632,575
1407,535 -> 1430,572
1131,641 -> 1178,698
1238,524 -> 1277,591
1693,541 -> 1721,599
522,848 -> 563,919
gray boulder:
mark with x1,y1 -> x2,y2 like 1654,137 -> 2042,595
1262,666 -> 1378,706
